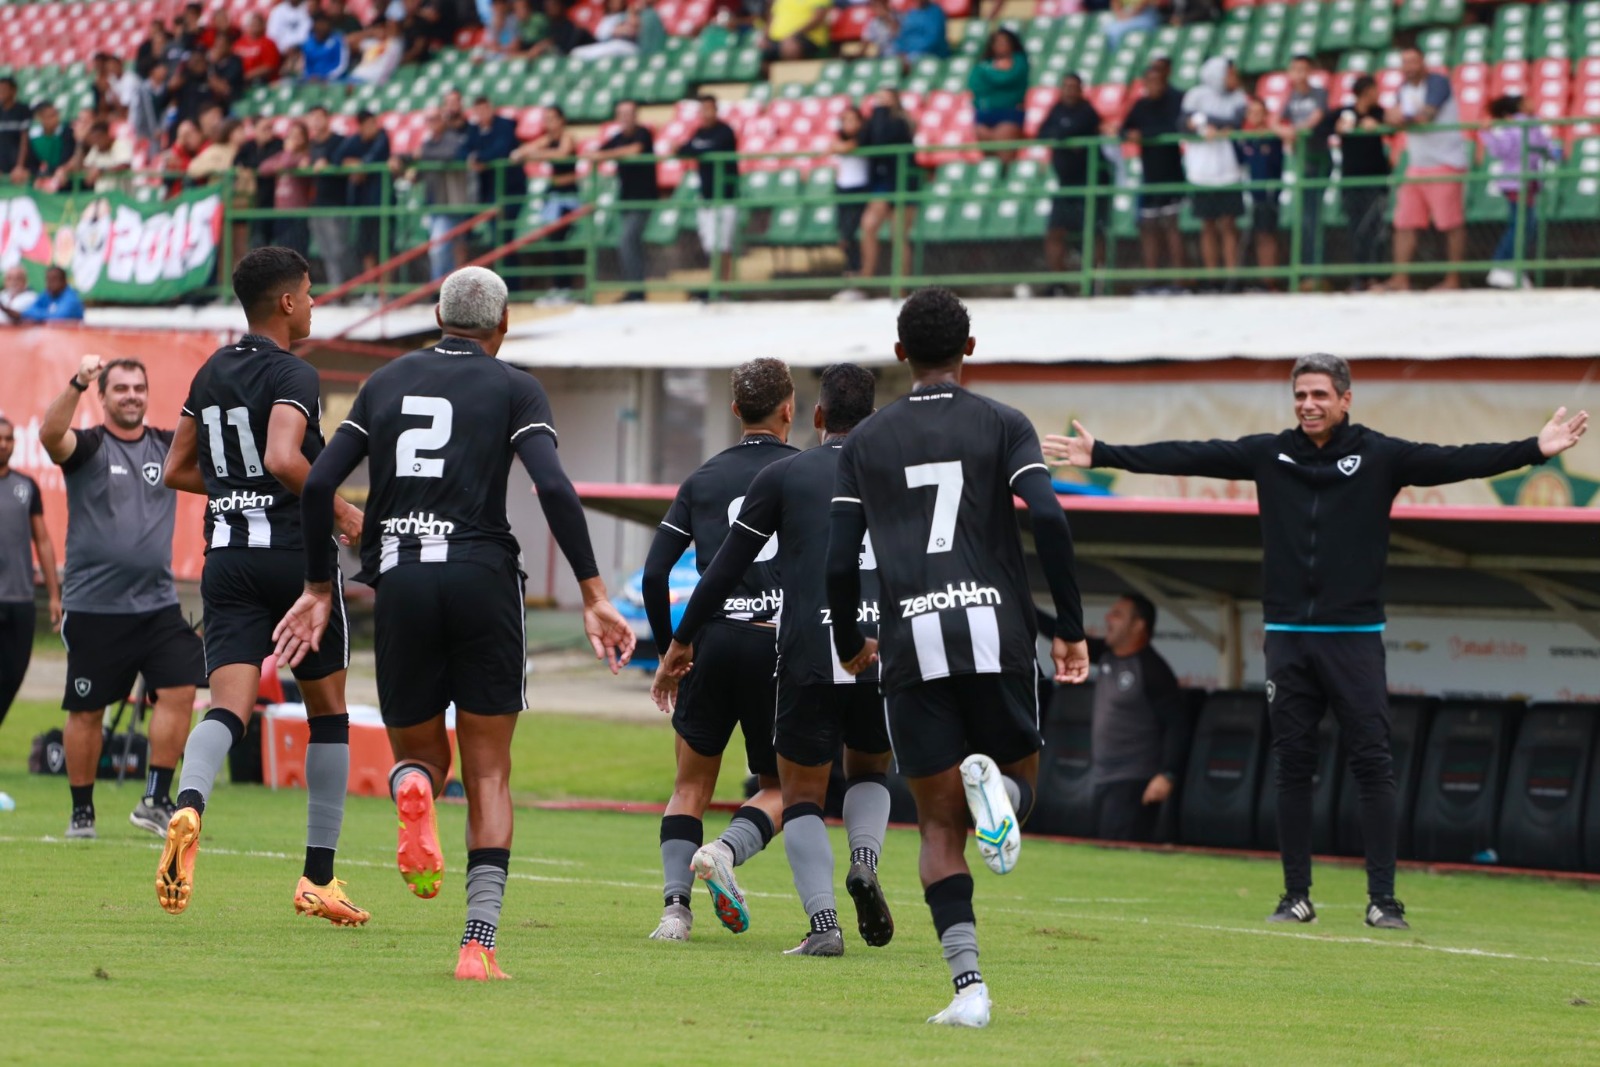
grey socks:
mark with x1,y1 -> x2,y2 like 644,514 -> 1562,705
463,848 -> 510,948
660,814 -> 702,908
720,804 -> 776,866
926,873 -> 981,990
940,921 -> 982,987
842,775 -> 891,866
174,709 -> 244,813
782,802 -> 835,919
304,715 -> 349,852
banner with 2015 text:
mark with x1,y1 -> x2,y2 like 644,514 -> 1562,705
0,187 -> 222,303
0,327 -> 225,583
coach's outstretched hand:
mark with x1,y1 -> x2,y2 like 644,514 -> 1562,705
1052,637 -> 1090,685
582,580 -> 636,675
1539,407 -> 1589,458
273,584 -> 333,669
1041,421 -> 1095,468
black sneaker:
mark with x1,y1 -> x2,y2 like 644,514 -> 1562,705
66,806 -> 97,839
1266,893 -> 1316,924
845,861 -> 895,948
1365,897 -> 1409,930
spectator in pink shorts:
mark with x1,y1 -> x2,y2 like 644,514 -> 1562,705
1480,93 -> 1559,290
1383,46 -> 1470,290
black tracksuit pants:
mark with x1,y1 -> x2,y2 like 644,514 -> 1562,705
1265,630 -> 1396,899
0,601 -> 35,729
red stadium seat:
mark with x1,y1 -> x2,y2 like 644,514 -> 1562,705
1024,86 -> 1059,137
830,6 -> 871,43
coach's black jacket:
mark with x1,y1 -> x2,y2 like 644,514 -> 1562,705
1092,420 -> 1545,627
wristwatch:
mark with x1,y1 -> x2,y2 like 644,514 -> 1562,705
69,373 -> 89,392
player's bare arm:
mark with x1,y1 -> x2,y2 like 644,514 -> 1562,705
162,416 -> 208,495
263,402 -> 364,543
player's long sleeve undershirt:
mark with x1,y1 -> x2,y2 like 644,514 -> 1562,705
301,430 -> 365,584
1012,466 -> 1087,643
641,525 -> 692,651
825,501 -> 871,663
518,432 -> 599,583
671,525 -> 766,646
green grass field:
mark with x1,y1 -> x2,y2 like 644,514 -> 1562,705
3,698 -> 1599,1066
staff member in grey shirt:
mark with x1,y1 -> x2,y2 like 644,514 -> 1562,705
1091,593 -> 1190,842
40,355 -> 205,840
0,415 -> 60,728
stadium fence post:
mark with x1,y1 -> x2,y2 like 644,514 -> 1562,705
1080,142 -> 1099,299
1286,126 -> 1305,293
219,167 -> 235,303
378,166 -> 392,306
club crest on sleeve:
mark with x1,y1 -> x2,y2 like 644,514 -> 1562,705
1337,455 -> 1361,477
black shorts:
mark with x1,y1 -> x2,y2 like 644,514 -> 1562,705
60,604 -> 205,712
672,618 -> 778,776
1139,192 -> 1186,219
1193,190 -> 1244,220
1251,199 -> 1281,233
1048,193 -> 1111,233
774,676 -> 890,767
374,559 -> 527,728
885,671 -> 1041,779
202,547 -> 348,682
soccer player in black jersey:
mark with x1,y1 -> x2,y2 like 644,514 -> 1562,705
642,358 -> 797,942
274,266 -> 635,980
826,288 -> 1090,1027
158,246 -> 370,926
656,363 -> 894,957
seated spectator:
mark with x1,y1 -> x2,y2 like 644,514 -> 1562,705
1481,93 -> 1558,290
236,14 -> 284,85
571,0 -> 644,60
1383,45 -> 1469,291
1121,57 -> 1187,293
268,0 -> 315,62
160,50 -> 222,129
1333,75 -> 1391,290
301,14 -> 351,82
94,55 -> 160,143
208,31 -> 247,108
1236,96 -> 1285,291
0,77 -> 32,182
198,8 -> 233,51
894,0 -> 948,62
4,267 -> 84,324
1182,56 -> 1247,286
197,102 -> 227,147
1040,73 -> 1108,293
858,87 -> 920,283
968,29 -> 1028,161
79,121 -> 136,193
191,120 -> 253,269
634,0 -> 668,58
349,20 -> 405,84
862,0 -> 898,58
0,266 -> 35,317
527,0 -> 595,57
162,120 -> 207,197
1105,0 -> 1161,51
325,0 -> 366,39
188,117 -> 245,182
1090,594 -> 1190,844
24,102 -> 75,189
136,20 -> 176,80
761,0 -> 831,61
256,119 -> 314,258
504,0 -> 549,55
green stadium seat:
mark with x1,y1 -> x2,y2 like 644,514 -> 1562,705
800,202 -> 838,244
1431,0 -> 1465,29
1417,28 -> 1453,69
985,197 -> 1025,239
1357,0 -> 1394,50
1455,25 -> 1491,65
913,200 -> 952,242
1242,4 -> 1289,76
763,203 -> 805,244
1320,0 -> 1358,53
1397,0 -> 1432,32
1464,162 -> 1507,225
1551,137 -> 1600,220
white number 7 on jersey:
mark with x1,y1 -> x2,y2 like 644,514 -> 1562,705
904,461 -> 962,554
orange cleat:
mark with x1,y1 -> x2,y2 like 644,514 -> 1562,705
395,770 -> 444,899
293,876 -> 372,927
455,940 -> 511,981
156,807 -> 201,915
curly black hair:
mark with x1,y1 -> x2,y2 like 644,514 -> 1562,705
731,357 -> 794,424
233,246 -> 310,322
897,287 -> 970,369
819,363 -> 876,433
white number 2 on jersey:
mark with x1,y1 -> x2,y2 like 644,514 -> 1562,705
726,496 -> 779,562
396,396 -> 453,478
904,461 -> 963,554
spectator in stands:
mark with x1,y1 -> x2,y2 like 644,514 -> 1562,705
676,94 -> 739,298
590,98 -> 659,302
342,110 -> 393,282
160,49 -> 223,130
1333,75 -> 1390,291
0,78 -> 32,184
326,0 -> 366,39
101,55 -> 161,144
969,29 -> 1028,162
862,0 -> 898,58
1481,94 -> 1559,291
1040,72 -> 1108,294
306,106 -> 356,288
1121,57 -> 1186,293
1384,45 -> 1469,291
198,8 -> 233,51
831,104 -> 870,294
396,107 -> 473,281
238,121 -> 286,247
1182,56 -> 1247,287
161,120 -> 206,197
483,0 -> 519,53
208,31 -> 247,108
761,0 -> 832,62
572,0 -> 641,60
237,13 -> 285,83
1090,594 -> 1190,843
857,87 -> 919,286
1105,0 -> 1161,51
268,0 -> 316,66
0,266 -> 35,317
136,20 -> 176,80
175,2 -> 206,53
1279,55 -> 1331,285
79,121 -> 135,194
258,119 -> 315,258
503,0 -> 549,55
531,0 -> 596,57
191,120 -> 253,269
24,103 -> 75,190
463,95 -> 530,284
349,19 -> 406,84
301,13 -> 352,82
411,0 -> 466,56
1237,96 -> 1284,291
893,0 -> 948,62
3,267 -> 84,324
512,105 -> 581,301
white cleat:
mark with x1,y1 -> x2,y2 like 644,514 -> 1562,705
648,903 -> 693,941
960,754 -> 1021,875
928,983 -> 992,1028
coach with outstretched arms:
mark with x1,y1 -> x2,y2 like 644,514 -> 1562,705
1045,353 -> 1587,931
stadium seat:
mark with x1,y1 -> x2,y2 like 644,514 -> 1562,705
1254,714 -> 1341,855
1410,699 -> 1523,864
1334,696 -> 1435,860
1029,681 -> 1097,838
1178,691 -> 1270,850
1495,704 -> 1597,871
